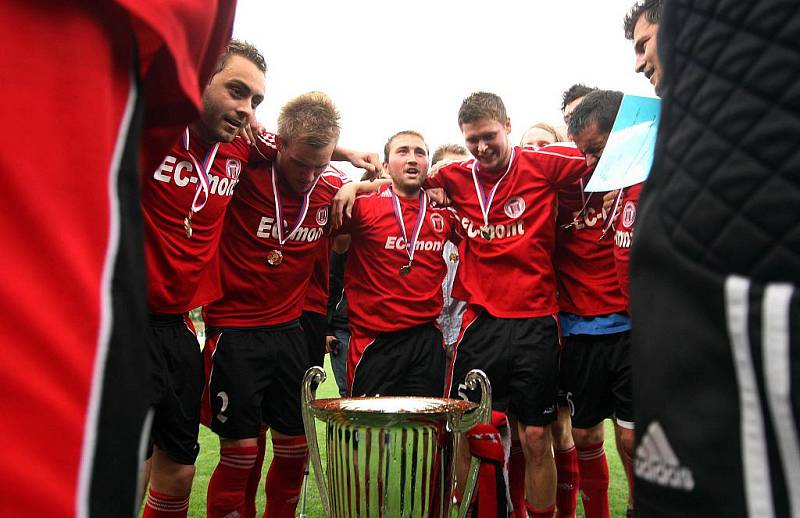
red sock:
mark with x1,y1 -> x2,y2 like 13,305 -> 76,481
509,440 -> 527,518
576,442 -> 609,518
207,445 -> 259,518
265,435 -> 308,518
243,429 -> 268,518
142,488 -> 190,518
554,446 -> 579,518
525,500 -> 555,518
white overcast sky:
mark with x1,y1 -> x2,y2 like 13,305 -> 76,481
234,0 -> 654,177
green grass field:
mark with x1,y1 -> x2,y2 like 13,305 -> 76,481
180,357 -> 629,517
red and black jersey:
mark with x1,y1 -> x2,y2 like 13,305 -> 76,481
613,182 -> 643,304
0,1 -> 236,516
554,175 -> 626,316
339,187 -> 461,334
142,130 -> 278,314
204,162 -> 350,327
425,144 -> 588,318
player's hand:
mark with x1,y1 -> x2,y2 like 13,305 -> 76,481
325,335 -> 341,355
334,147 -> 384,179
427,188 -> 451,207
427,159 -> 451,178
238,120 -> 265,146
332,182 -> 359,229
603,189 -> 620,214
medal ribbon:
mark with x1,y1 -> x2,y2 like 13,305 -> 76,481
567,178 -> 594,228
183,127 -> 220,215
391,188 -> 427,265
470,147 -> 515,228
270,163 -> 321,246
602,188 -> 625,236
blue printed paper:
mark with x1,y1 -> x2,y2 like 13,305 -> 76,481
585,95 -> 660,192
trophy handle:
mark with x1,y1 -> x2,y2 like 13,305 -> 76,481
301,366 -> 331,517
449,369 -> 492,518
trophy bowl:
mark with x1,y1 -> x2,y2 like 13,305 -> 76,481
302,367 -> 491,518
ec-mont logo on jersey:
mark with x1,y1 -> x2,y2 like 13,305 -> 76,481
256,217 -> 325,242
430,213 -> 445,233
622,201 -> 636,228
154,155 -> 238,196
226,158 -> 242,180
316,206 -> 329,226
504,196 -> 526,219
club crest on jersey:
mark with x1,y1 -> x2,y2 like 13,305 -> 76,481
504,196 -> 526,219
316,206 -> 329,226
622,201 -> 636,228
226,159 -> 242,180
430,213 -> 445,233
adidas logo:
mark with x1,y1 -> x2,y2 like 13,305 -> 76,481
635,421 -> 695,491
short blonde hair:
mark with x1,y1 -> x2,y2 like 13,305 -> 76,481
278,91 -> 341,147
431,144 -> 469,165
521,122 -> 567,145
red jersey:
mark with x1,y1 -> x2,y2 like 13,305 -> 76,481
142,130 -> 278,314
425,144 -> 588,318
554,175 -> 626,316
613,182 -> 643,304
340,187 -> 461,333
0,1 -> 235,516
303,238 -> 331,316
204,163 -> 350,327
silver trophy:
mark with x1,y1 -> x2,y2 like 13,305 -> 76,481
301,367 -> 491,518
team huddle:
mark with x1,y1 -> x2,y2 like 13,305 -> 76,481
138,17 -> 657,516
2,0 -> 674,517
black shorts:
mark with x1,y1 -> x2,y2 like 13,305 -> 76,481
350,322 -> 446,397
448,311 -> 559,426
146,313 -> 204,464
560,331 -> 633,429
300,310 -> 328,369
205,322 -> 308,438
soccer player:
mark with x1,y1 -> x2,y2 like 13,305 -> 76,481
609,0 -> 663,304
140,40 -> 271,518
0,2 -> 236,516
202,92 -> 363,518
630,0 -> 800,516
564,89 -> 634,518
520,122 -> 566,150
428,92 -> 590,517
562,84 -> 598,126
337,131 -> 460,396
